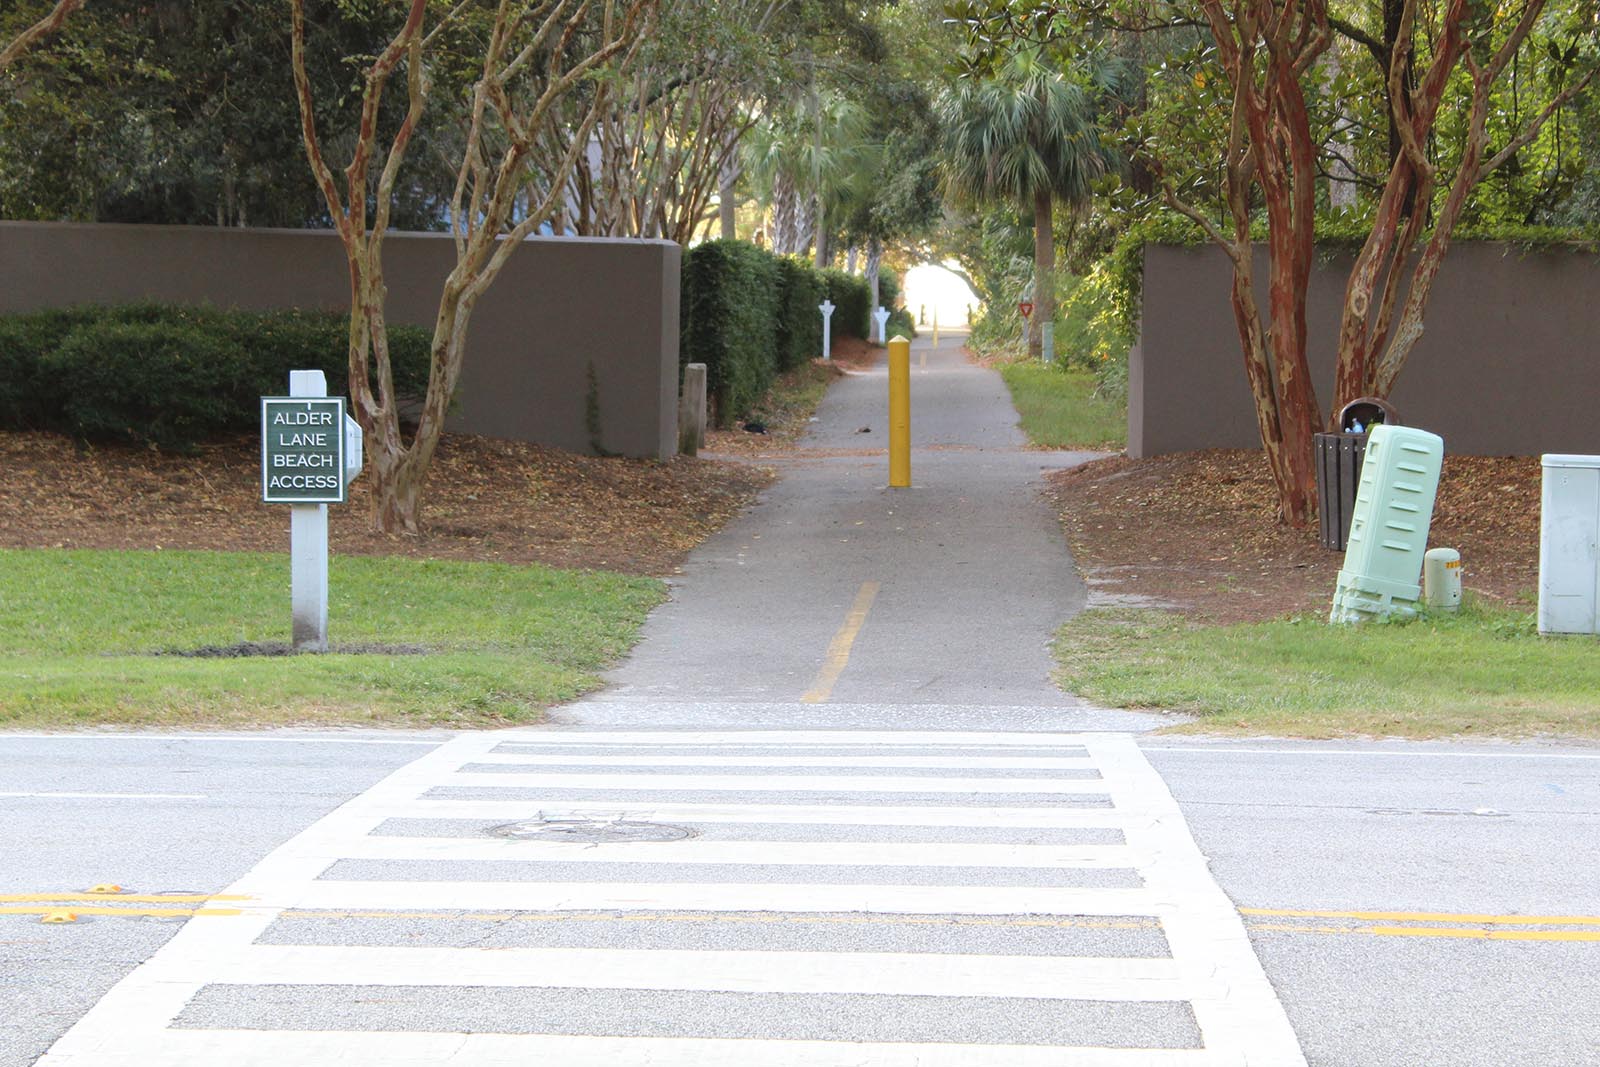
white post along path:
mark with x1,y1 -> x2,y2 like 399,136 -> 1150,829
37,730 -> 1306,1066
819,299 -> 835,361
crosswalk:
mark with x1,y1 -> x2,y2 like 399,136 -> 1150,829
36,730 -> 1306,1065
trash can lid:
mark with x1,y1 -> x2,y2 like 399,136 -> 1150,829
1542,454 -> 1600,469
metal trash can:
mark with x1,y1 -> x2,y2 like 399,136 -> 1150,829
1315,397 -> 1402,551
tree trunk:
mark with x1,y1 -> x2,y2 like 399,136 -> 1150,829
772,174 -> 798,254
718,158 -> 737,241
1029,186 -> 1054,360
814,222 -> 830,269
866,236 -> 882,331
846,245 -> 858,274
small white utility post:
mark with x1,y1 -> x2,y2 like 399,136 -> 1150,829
262,370 -> 362,652
872,306 -> 891,345
1042,320 -> 1055,364
819,300 -> 836,361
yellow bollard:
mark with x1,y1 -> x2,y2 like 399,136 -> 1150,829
888,335 -> 911,488
932,309 -> 940,350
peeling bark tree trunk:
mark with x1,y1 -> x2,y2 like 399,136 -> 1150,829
718,153 -> 738,240
1330,0 -> 1591,417
292,0 -> 652,533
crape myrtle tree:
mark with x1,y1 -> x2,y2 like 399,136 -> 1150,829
553,0 -> 789,242
290,0 -> 653,534
952,0 -> 1599,525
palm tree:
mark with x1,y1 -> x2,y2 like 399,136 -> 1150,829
745,89 -> 870,261
940,50 -> 1108,359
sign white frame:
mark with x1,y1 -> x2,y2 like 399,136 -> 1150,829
261,396 -> 348,504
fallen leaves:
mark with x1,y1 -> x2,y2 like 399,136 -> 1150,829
1047,449 -> 1541,624
0,430 -> 773,576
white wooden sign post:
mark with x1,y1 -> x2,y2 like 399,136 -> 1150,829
819,300 -> 836,361
261,369 -> 363,651
872,306 -> 891,344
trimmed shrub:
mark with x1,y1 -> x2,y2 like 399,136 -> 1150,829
877,266 -> 901,313
0,303 -> 433,450
773,256 -> 825,372
43,320 -> 250,450
820,268 -> 871,342
886,307 -> 917,340
681,239 -> 780,427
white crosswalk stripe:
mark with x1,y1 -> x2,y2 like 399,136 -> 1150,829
35,730 -> 1307,1066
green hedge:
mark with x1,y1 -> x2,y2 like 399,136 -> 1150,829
0,303 -> 431,451
682,242 -> 880,427
681,240 -> 780,428
773,256 -> 826,373
821,268 -> 871,342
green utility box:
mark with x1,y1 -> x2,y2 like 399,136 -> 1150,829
1330,424 -> 1445,624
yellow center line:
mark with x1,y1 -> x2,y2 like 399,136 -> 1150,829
1247,921 -> 1600,943
0,907 -> 242,918
0,893 -> 249,903
277,909 -> 1162,930
1239,907 -> 1600,926
800,580 -> 879,704
1366,926 -> 1600,942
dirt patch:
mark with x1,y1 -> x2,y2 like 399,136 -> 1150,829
0,430 -> 774,576
703,356 -> 872,461
1047,449 -> 1540,624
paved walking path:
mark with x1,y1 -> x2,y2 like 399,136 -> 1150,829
36,334 -> 1308,1065
569,331 -> 1156,731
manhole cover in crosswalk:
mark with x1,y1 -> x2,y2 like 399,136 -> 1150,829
490,817 -> 695,843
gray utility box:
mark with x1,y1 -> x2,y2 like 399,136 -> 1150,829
1539,454 -> 1600,635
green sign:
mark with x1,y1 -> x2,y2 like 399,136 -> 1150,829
261,397 -> 347,503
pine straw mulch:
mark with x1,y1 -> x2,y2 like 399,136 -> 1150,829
1046,449 -> 1540,625
0,430 -> 775,576
702,338 -> 880,460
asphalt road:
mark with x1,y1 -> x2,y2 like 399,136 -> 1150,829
8,333 -> 1598,1065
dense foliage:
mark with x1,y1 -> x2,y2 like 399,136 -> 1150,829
0,304 -> 430,450
681,241 -> 872,427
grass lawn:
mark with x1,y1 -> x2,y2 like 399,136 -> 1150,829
998,361 -> 1126,450
1054,600 -> 1600,739
0,548 -> 664,729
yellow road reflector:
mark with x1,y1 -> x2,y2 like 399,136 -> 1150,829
86,883 -> 124,894
41,909 -> 77,924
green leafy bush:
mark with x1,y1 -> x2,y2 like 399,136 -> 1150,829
821,268 -> 871,342
0,303 -> 431,449
886,307 -> 917,340
877,266 -> 900,313
681,239 -> 781,427
773,256 -> 825,372
44,321 -> 249,450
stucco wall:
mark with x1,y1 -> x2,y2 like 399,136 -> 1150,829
1131,242 -> 1600,458
0,222 -> 680,459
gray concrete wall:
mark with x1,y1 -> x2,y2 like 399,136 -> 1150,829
0,221 -> 680,459
1131,242 -> 1600,458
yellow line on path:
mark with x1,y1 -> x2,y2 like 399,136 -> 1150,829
0,907 -> 241,918
1240,907 -> 1600,926
800,581 -> 879,704
1247,921 -> 1600,943
1366,926 -> 1600,942
278,909 -> 1162,931
0,893 -> 248,903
